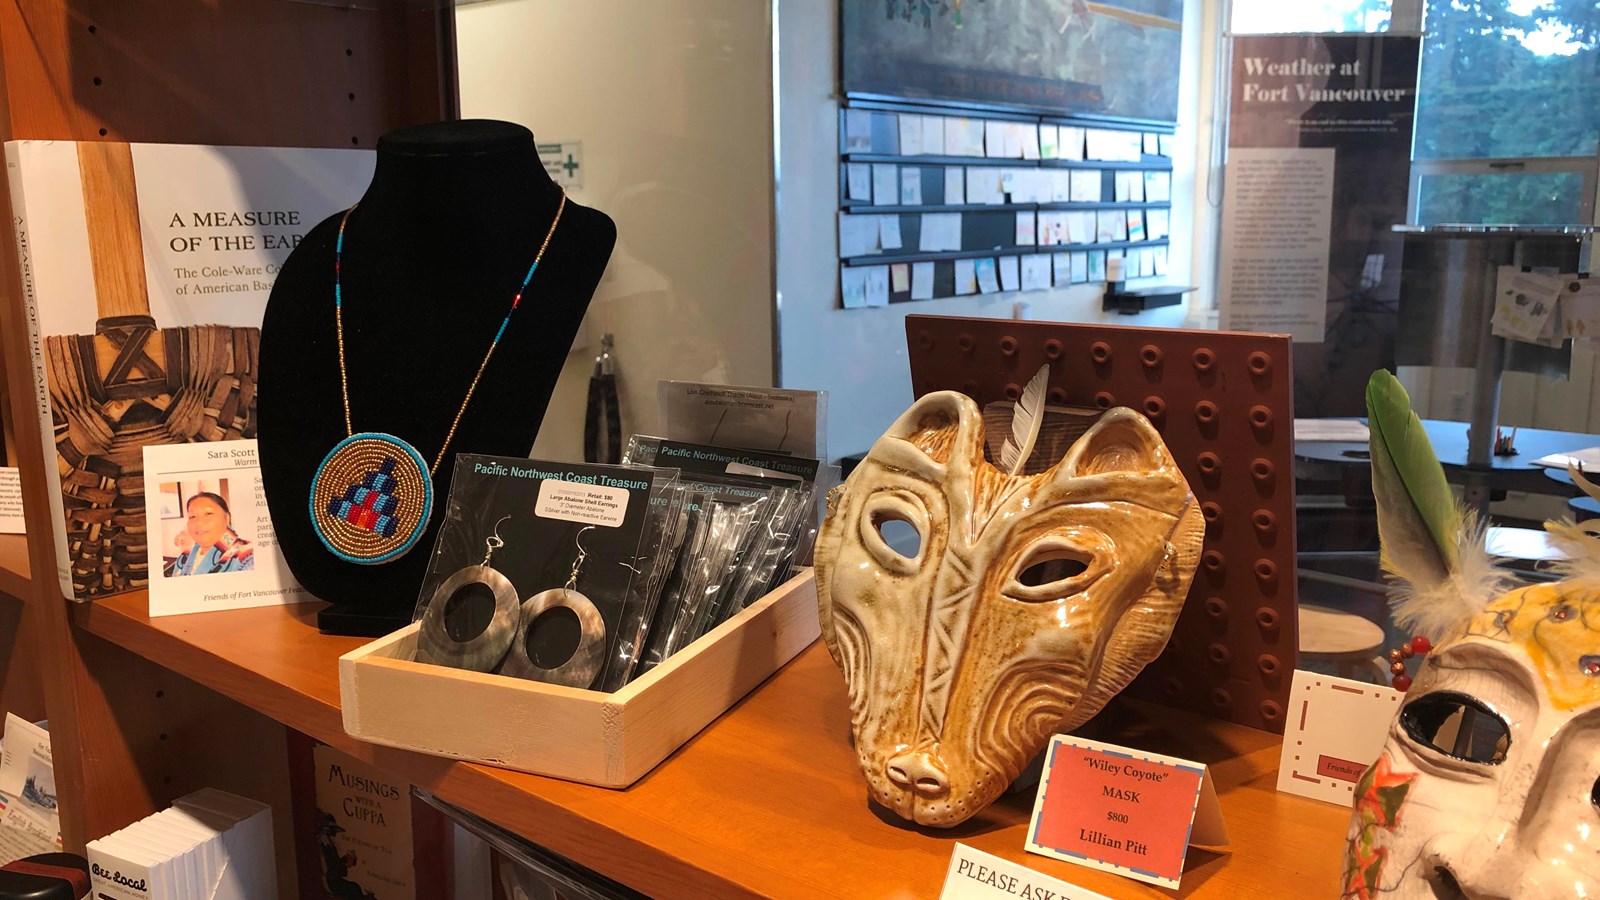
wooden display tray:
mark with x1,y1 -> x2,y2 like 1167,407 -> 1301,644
340,568 -> 821,787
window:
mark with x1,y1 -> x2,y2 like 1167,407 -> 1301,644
1412,0 -> 1600,224
1415,0 -> 1600,160
1231,0 -> 1393,34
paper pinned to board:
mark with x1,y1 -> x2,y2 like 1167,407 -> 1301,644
1020,255 -> 1050,292
1491,266 -> 1565,345
944,167 -> 965,204
872,164 -> 899,207
865,265 -> 890,308
911,261 -> 935,301
976,258 -> 1001,294
920,213 -> 963,252
954,259 -> 978,295
897,113 -> 922,157
999,256 -> 1021,293
845,109 -> 872,152
879,215 -> 903,251
846,163 -> 871,201
1294,419 -> 1371,442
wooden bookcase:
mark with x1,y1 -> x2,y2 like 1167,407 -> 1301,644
0,0 -> 454,888
0,5 -> 1356,897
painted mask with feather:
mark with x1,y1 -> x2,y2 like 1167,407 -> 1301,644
1345,371 -> 1600,899
815,390 -> 1203,827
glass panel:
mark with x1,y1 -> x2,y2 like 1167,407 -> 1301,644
454,1 -> 775,463
1231,0 -> 1392,34
1415,170 -> 1585,225
1416,0 -> 1600,159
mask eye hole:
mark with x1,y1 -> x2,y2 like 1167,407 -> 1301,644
1400,691 -> 1511,765
1004,533 -> 1110,603
858,492 -> 928,575
874,515 -> 922,560
1017,554 -> 1089,587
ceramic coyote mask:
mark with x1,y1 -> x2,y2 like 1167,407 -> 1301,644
1345,371 -> 1600,899
815,391 -> 1203,827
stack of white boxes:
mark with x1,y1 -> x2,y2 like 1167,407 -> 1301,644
84,789 -> 274,900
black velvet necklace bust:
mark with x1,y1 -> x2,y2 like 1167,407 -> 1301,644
258,120 -> 615,635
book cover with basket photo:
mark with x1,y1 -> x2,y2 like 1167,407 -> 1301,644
5,140 -> 371,600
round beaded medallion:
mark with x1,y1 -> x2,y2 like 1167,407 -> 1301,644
309,432 -> 434,564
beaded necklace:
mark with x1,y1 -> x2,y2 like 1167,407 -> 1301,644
308,192 -> 567,565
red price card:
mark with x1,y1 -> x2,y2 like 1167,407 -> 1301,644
1025,735 -> 1229,889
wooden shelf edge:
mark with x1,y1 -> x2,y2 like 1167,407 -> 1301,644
68,594 -> 766,899
64,592 -> 1351,899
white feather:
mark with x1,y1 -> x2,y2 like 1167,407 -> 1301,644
999,364 -> 1049,475
1387,507 -> 1516,638
1543,518 -> 1600,586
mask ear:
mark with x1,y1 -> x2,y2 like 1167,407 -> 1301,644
1367,370 -> 1510,636
1060,407 -> 1176,477
863,390 -> 985,481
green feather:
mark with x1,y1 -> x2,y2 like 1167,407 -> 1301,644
1366,370 -> 1459,587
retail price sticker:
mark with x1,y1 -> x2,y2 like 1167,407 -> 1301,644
1026,735 -> 1228,889
940,844 -> 1111,900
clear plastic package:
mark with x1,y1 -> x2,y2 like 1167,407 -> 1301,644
412,455 -> 675,691
593,474 -> 689,692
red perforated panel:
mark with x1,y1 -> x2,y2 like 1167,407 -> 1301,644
905,314 -> 1296,733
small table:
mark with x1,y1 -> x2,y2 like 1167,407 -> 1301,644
1297,418 -> 1597,498
1298,604 -> 1388,683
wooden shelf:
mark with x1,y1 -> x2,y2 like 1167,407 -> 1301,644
73,592 -> 1350,899
0,534 -> 31,598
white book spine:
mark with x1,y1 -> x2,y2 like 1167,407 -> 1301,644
3,143 -> 74,599
87,840 -> 157,900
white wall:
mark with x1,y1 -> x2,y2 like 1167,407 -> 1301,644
775,0 -> 1213,463
457,0 -> 776,462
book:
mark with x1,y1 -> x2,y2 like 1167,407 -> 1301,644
1534,446 -> 1600,470
4,140 -> 372,600
311,744 -> 415,899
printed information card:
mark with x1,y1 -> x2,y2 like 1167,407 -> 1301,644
143,439 -> 310,617
939,844 -> 1112,900
0,469 -> 22,534
1276,670 -> 1403,805
1026,735 -> 1228,889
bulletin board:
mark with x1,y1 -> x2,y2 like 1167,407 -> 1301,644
837,98 -> 1177,308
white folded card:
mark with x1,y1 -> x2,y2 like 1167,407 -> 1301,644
143,439 -> 310,617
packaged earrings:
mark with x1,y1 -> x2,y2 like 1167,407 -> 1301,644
411,455 -> 673,690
